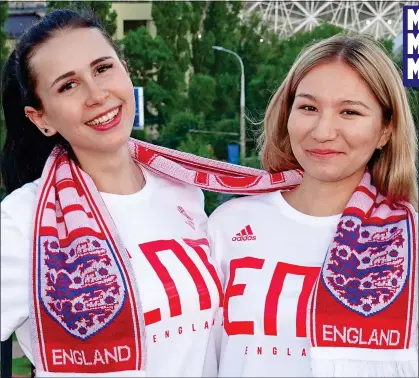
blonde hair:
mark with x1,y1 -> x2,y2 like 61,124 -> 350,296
260,34 -> 418,208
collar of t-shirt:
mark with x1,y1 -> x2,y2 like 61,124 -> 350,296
99,166 -> 155,206
269,191 -> 342,226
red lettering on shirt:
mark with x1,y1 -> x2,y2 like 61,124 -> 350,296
144,308 -> 161,326
224,257 -> 265,335
183,238 -> 223,306
224,258 -> 320,337
264,262 -> 320,337
140,239 -> 216,325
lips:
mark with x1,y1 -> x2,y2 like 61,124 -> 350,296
86,106 -> 122,132
307,149 -> 342,158
85,106 -> 121,125
309,149 -> 340,154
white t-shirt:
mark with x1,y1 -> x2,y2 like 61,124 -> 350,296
208,191 -> 341,377
1,167 -> 222,377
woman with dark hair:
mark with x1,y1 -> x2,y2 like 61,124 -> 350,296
0,9 -> 223,377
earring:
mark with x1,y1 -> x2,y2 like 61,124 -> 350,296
44,129 -> 49,134
25,113 -> 29,118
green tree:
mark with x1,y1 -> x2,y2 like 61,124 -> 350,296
142,2 -> 251,157
187,20 -> 344,164
407,88 -> 419,129
152,1 -> 244,146
0,1 -> 8,151
204,118 -> 240,161
192,1 -> 243,116
248,22 -> 344,117
149,2 -> 265,165
152,2 -> 192,73
178,133 -> 215,159
188,74 -> 216,115
0,2 -> 7,71
47,1 -> 117,36
159,112 -> 203,149
122,27 -> 185,127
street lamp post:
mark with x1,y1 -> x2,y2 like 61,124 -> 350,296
212,45 -> 246,161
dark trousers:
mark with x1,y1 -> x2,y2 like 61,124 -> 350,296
1,336 -> 35,378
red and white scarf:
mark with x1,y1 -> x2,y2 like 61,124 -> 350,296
31,139 -> 417,377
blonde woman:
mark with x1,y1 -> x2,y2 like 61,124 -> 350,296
208,35 -> 418,377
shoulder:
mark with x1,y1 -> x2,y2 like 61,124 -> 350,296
143,167 -> 205,210
1,179 -> 39,226
0,180 -> 39,342
208,192 -> 277,231
209,191 -> 278,226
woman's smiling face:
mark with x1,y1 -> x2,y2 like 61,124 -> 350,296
287,60 -> 392,184
25,27 -> 136,156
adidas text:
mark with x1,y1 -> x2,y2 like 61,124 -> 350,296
232,235 -> 256,242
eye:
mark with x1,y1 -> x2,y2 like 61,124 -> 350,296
299,105 -> 317,112
342,110 -> 361,116
96,64 -> 113,74
58,81 -> 77,93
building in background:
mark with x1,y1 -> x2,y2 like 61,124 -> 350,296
112,1 -> 155,39
4,1 -> 45,49
4,1 -> 155,46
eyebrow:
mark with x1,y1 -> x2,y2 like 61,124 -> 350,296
50,56 -> 114,88
295,93 -> 371,110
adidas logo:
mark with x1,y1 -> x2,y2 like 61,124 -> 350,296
232,225 -> 256,242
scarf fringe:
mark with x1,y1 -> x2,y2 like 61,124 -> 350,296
35,370 -> 146,377
311,358 -> 418,377
311,346 -> 418,377
311,347 -> 418,377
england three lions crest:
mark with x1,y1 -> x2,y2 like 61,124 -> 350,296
322,215 -> 409,316
39,236 -> 126,339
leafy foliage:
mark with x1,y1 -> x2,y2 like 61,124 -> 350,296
0,1 -> 8,151
122,27 -> 185,126
2,2 -> 416,213
47,1 -> 117,36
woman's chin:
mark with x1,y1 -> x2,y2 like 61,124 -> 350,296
304,167 -> 349,183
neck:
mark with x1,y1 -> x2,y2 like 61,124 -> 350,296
283,170 -> 364,217
74,145 -> 145,195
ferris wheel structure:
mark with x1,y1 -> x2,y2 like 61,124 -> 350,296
243,1 -> 415,40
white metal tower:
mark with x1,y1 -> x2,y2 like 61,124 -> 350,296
243,1 -> 416,40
